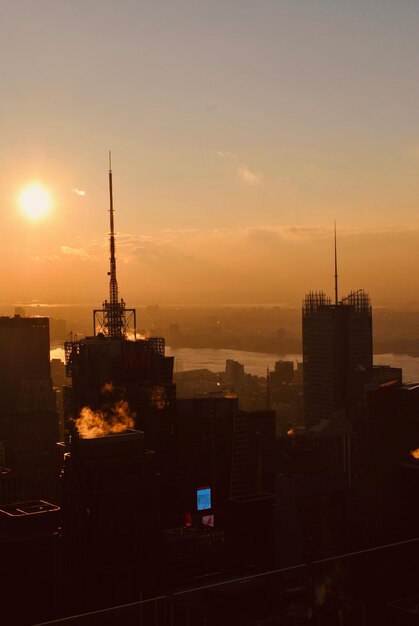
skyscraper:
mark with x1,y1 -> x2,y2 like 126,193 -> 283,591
0,315 -> 58,499
65,157 -> 176,450
302,289 -> 373,428
61,427 -> 160,613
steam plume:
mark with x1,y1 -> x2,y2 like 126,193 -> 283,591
75,400 -> 135,439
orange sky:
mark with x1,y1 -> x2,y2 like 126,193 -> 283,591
2,1 -> 419,308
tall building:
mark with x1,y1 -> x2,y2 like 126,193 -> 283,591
61,427 -> 160,613
302,289 -> 373,428
225,359 -> 245,385
175,397 -> 275,518
66,334 -> 175,450
65,157 -> 176,453
63,157 -> 176,545
0,315 -> 58,500
0,499 -> 60,624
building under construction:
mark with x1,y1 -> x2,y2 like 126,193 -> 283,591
303,288 -> 373,428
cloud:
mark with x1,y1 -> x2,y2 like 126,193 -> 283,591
237,165 -> 263,185
71,187 -> 86,196
61,246 -> 89,259
216,150 -> 237,160
217,150 -> 263,185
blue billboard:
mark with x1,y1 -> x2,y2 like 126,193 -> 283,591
197,487 -> 211,511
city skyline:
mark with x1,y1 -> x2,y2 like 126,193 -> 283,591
2,1 -> 419,307
3,4 -> 419,624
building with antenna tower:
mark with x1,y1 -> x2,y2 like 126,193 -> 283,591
93,152 -> 136,339
302,227 -> 373,428
64,158 -> 176,450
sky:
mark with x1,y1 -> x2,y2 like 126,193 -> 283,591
1,0 -> 419,307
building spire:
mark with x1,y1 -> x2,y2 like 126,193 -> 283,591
334,220 -> 339,305
108,151 -> 119,307
92,154 -> 136,339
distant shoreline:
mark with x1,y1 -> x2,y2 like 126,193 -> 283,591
50,345 -> 419,383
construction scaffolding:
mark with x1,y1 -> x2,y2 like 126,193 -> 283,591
341,289 -> 371,313
302,291 -> 332,315
303,289 -> 371,316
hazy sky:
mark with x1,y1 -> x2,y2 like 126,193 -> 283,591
2,1 -> 419,307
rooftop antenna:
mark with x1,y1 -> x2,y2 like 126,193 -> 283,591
92,153 -> 136,339
334,220 -> 339,305
108,151 -> 118,309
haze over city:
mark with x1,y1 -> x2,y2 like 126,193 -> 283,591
2,1 -> 419,307
5,3 -> 419,625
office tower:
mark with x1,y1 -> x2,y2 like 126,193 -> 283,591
302,289 -> 373,428
0,466 -> 22,504
61,427 -> 160,613
66,334 -> 175,449
271,360 -> 294,386
0,315 -> 58,500
60,155 -> 170,609
364,377 -> 419,542
65,157 -> 176,452
276,471 -> 346,567
49,317 -> 67,343
175,398 -> 275,517
225,359 -> 245,385
227,493 -> 276,571
163,524 -> 226,585
0,499 -> 60,624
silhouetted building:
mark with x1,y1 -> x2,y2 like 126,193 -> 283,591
399,458 -> 419,539
271,360 -> 294,386
64,160 -> 176,469
0,466 -> 22,504
302,290 -> 373,428
363,379 -> 419,542
50,318 -> 67,343
163,525 -> 226,585
0,499 -> 60,625
226,493 -> 275,572
173,574 -> 308,626
0,315 -> 58,500
174,398 -> 275,524
61,427 -> 160,613
276,470 -> 346,568
278,413 -> 351,479
388,595 -> 419,625
225,359 -> 245,385
65,334 -> 176,451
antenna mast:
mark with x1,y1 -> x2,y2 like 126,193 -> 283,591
334,220 -> 339,305
108,151 -> 119,308
93,153 -> 136,339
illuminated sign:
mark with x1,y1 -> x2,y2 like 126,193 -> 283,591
197,486 -> 211,511
202,514 -> 214,527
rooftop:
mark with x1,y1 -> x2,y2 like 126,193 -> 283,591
0,500 -> 59,517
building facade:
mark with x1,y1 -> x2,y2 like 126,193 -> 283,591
302,290 -> 373,428
0,315 -> 58,500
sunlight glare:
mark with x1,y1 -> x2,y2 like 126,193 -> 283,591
19,184 -> 51,221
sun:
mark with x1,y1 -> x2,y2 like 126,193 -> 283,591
18,184 -> 51,221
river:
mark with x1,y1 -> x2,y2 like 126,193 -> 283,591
50,346 -> 419,383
